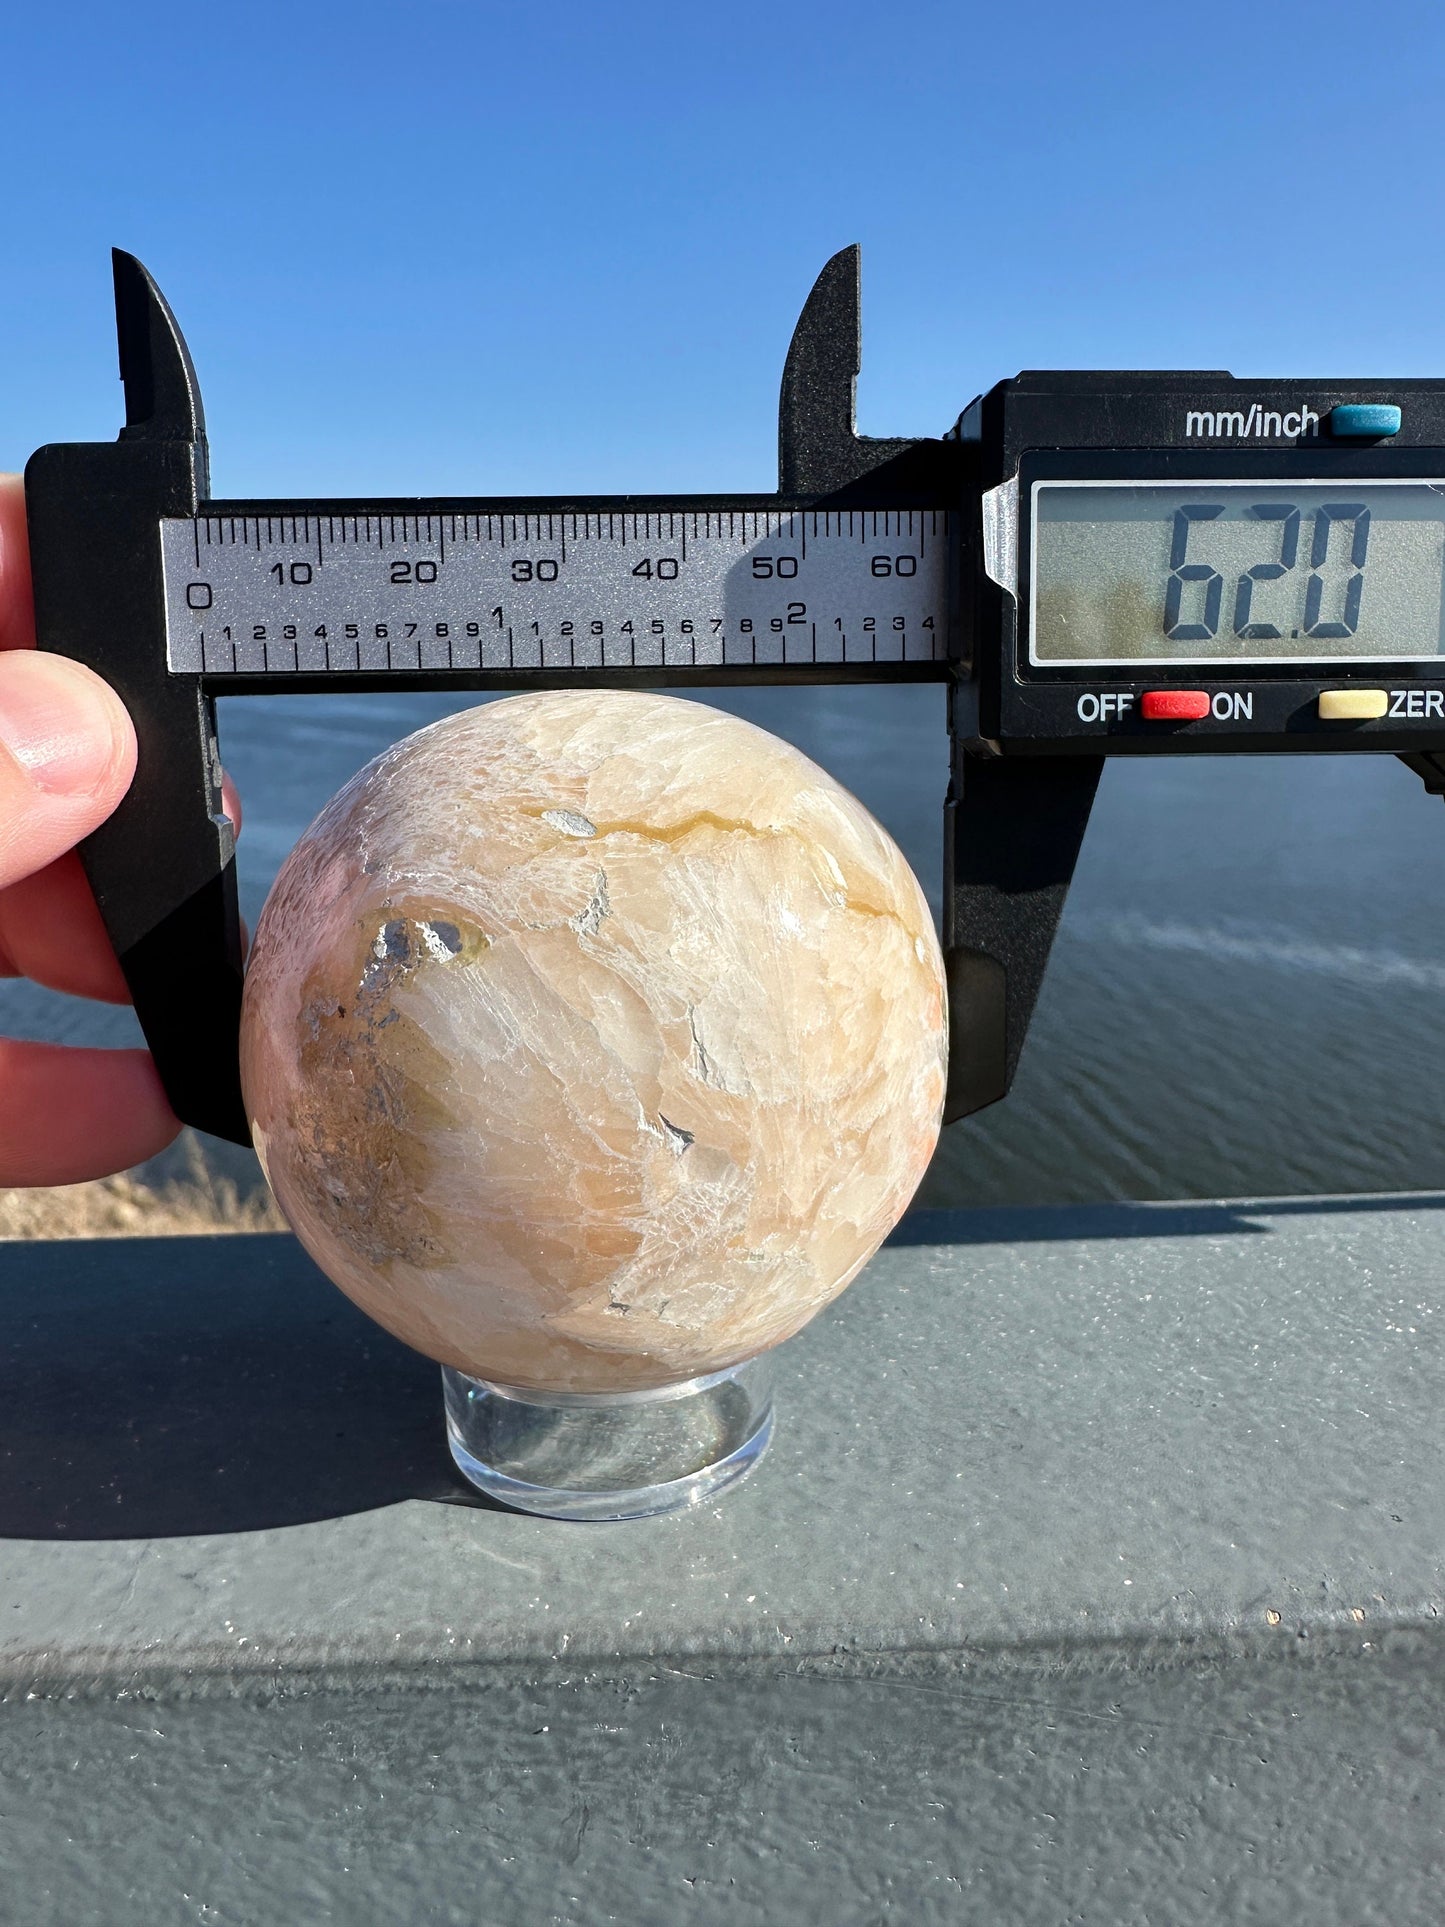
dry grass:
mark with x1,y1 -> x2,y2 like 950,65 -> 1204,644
0,1137 -> 287,1241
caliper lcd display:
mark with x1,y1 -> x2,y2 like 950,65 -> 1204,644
1030,481 -> 1445,665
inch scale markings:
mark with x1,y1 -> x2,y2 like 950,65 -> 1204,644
162,506 -> 956,678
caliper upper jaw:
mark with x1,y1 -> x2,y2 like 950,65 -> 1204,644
778,244 -> 943,499
779,244 -> 911,494
24,252 -> 250,1146
113,248 -> 210,456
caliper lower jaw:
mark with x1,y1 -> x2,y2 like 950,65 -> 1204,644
941,737 -> 1103,1125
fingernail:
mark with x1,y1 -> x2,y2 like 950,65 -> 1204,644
0,655 -> 126,795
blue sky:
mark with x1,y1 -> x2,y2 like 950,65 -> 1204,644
3,0 -> 1444,498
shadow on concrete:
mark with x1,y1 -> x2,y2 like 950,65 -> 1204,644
0,1233 -> 495,1540
888,1194 -> 1445,1246
9,1195 -> 1444,1539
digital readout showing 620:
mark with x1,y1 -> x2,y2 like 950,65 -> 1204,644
1031,483 -> 1445,664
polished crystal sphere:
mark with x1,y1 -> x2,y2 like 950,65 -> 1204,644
240,690 -> 946,1394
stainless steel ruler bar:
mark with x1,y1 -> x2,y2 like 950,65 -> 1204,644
161,505 -> 956,677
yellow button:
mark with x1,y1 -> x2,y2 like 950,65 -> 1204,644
1319,689 -> 1389,720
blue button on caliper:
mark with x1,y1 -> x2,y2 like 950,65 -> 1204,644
1329,403 -> 1402,437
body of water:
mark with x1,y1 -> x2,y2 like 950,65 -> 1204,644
9,682 -> 1445,1207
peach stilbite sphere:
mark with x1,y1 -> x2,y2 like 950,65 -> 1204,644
240,690 -> 946,1394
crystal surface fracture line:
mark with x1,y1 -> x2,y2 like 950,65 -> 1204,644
161,508 -> 956,677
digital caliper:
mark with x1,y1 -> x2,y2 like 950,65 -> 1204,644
23,249 -> 1445,1146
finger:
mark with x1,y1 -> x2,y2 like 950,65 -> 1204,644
3,468 -> 237,885
0,651 -> 136,892
0,796 -> 247,999
0,852 -> 130,1001
0,1040 -> 181,1185
0,474 -> 35,652
221,768 -> 242,834
0,853 -> 249,997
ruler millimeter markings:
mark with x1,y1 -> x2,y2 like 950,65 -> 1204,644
162,504 -> 956,678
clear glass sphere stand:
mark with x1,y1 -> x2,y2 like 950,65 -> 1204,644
441,1353 -> 775,1521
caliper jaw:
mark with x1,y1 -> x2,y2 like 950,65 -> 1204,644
777,244 -> 918,493
25,251 -> 250,1144
941,735 -> 1102,1124
778,244 -> 959,507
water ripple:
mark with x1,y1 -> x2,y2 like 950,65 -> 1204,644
1070,913 -> 1445,996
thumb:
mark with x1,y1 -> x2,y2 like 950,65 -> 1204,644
0,652 -> 136,892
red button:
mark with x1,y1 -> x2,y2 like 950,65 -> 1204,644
1141,689 -> 1211,721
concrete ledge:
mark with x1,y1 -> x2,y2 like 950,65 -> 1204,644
2,1198 -> 1442,1920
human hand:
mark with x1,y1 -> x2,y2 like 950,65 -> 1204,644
0,472 -> 234,1184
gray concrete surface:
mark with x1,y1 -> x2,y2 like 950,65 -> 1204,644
1,1198 -> 1442,1922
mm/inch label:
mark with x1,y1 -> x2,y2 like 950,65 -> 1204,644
160,507 -> 954,677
